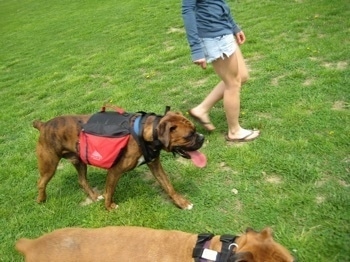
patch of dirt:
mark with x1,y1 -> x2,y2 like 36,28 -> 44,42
338,179 -> 350,188
245,53 -> 265,62
271,75 -> 286,86
167,27 -> 184,34
336,61 -> 348,70
226,142 -> 246,147
232,199 -> 243,212
314,177 -> 329,187
190,77 -> 209,87
176,157 -> 191,166
322,61 -> 348,70
219,162 -> 234,172
163,41 -> 175,52
265,175 -> 282,184
315,195 -> 325,204
342,157 -> 350,163
262,172 -> 282,184
165,59 -> 177,64
302,78 -> 315,86
256,112 -> 273,119
314,176 -> 349,188
309,57 -> 320,62
142,171 -> 154,181
332,100 -> 348,110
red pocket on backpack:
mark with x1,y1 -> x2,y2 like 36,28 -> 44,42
79,131 -> 130,169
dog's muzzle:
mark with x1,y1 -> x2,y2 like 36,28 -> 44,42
172,133 -> 204,159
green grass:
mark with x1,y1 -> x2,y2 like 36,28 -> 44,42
1,0 -> 349,261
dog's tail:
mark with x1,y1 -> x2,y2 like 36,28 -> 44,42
32,120 -> 44,130
15,238 -> 32,254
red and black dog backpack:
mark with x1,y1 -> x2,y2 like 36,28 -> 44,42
79,109 -> 132,169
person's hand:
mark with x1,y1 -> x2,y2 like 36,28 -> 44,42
194,58 -> 207,69
235,31 -> 246,45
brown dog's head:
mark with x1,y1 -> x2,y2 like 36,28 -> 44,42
230,228 -> 295,262
156,111 -> 206,167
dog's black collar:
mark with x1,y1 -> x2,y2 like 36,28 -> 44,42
192,233 -> 238,262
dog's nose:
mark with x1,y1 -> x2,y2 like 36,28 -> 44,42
197,133 -> 205,144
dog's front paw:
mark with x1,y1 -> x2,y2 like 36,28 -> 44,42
37,191 -> 47,203
185,203 -> 194,210
106,202 -> 119,211
173,194 -> 193,210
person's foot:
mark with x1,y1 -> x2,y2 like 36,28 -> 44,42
188,109 -> 216,131
225,129 -> 260,142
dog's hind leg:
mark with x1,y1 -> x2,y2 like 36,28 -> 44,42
72,161 -> 100,201
147,158 -> 193,210
36,148 -> 60,203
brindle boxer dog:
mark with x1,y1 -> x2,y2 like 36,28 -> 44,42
32,110 -> 206,210
16,226 -> 295,262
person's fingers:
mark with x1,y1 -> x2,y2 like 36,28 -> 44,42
194,59 -> 207,69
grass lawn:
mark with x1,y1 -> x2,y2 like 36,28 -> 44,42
1,0 -> 349,261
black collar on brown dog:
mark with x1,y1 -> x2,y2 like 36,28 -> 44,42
192,233 -> 238,262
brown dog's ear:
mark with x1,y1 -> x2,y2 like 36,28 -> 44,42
245,227 -> 255,233
229,252 -> 254,262
157,121 -> 177,148
260,227 -> 273,239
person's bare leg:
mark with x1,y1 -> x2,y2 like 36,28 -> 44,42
212,48 -> 259,141
189,47 -> 252,133
235,47 -> 249,85
189,81 -> 225,131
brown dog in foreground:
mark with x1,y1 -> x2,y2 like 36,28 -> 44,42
33,110 -> 206,210
16,226 -> 295,262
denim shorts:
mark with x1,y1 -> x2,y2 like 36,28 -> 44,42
200,34 -> 237,63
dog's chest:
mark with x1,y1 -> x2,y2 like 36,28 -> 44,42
137,156 -> 145,166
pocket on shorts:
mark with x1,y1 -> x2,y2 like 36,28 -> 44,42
219,34 -> 236,55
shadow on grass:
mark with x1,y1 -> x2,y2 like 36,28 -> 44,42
55,165 -> 200,208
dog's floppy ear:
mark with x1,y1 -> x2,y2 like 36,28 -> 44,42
260,227 -> 273,239
245,227 -> 256,233
157,121 -> 177,148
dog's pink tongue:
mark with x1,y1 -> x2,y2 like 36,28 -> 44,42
187,150 -> 207,168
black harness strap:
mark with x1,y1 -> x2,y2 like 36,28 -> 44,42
130,112 -> 163,164
192,233 -> 215,262
152,117 -> 162,148
217,235 -> 237,262
192,234 -> 237,262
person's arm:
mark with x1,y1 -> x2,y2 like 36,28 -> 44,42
182,0 -> 205,62
227,12 -> 241,36
226,4 -> 246,45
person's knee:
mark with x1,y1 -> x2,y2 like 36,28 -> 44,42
241,72 -> 249,84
